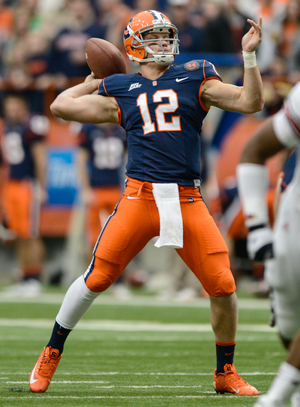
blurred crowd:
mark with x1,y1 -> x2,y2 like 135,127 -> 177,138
1,0 -> 300,299
0,0 -> 300,98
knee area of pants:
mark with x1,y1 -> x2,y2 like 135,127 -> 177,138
85,274 -> 114,292
85,261 -> 121,292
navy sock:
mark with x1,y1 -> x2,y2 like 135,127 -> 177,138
216,341 -> 236,374
47,321 -> 72,355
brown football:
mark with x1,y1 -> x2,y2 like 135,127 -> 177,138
85,38 -> 127,79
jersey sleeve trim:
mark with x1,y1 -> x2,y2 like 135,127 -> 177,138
198,76 -> 222,112
116,99 -> 122,125
102,78 -> 109,96
202,60 -> 208,79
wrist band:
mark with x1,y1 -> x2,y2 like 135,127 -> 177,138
242,50 -> 257,69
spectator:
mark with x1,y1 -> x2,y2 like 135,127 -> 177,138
261,54 -> 292,117
285,0 -> 300,83
0,93 -> 48,298
133,0 -> 158,11
96,0 -> 133,51
288,33 -> 300,83
44,0 -> 105,88
225,0 -> 252,52
253,0 -> 287,72
0,0 -> 14,72
276,0 -> 300,60
2,6 -> 34,89
202,0 -> 250,54
166,0 -> 206,53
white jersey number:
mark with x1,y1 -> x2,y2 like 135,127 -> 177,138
2,132 -> 25,165
93,137 -> 124,169
137,90 -> 181,135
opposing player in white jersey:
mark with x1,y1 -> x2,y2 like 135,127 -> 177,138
237,82 -> 300,407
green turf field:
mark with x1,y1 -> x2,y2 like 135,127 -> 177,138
0,289 -> 287,406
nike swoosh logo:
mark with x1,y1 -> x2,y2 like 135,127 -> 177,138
127,196 -> 140,200
230,385 -> 240,394
225,352 -> 234,356
176,77 -> 188,82
30,363 -> 38,384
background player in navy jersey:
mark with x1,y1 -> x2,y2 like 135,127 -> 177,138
75,122 -> 132,299
29,10 -> 264,395
237,82 -> 300,407
0,94 -> 48,298
76,122 -> 126,252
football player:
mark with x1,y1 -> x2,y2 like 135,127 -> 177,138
237,82 -> 300,407
76,122 -> 126,249
76,122 -> 131,299
0,94 -> 48,297
29,10 -> 263,395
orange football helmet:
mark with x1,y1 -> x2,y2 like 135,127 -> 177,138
123,10 -> 179,65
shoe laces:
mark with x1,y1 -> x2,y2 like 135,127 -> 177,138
223,364 -> 249,387
37,348 -> 59,378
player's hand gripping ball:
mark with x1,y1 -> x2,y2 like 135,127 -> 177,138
85,38 -> 127,79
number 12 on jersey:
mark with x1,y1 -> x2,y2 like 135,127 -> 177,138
137,90 -> 181,134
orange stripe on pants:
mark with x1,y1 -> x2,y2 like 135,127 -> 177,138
87,186 -> 123,246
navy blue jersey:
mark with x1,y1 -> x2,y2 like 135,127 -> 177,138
1,115 -> 48,180
77,123 -> 126,187
48,25 -> 105,77
98,60 -> 221,185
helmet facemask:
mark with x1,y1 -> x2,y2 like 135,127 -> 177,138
124,11 -> 180,66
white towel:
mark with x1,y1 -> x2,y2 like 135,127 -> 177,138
152,183 -> 183,248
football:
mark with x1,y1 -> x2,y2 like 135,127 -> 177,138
85,38 -> 127,79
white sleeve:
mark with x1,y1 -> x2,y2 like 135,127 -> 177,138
273,82 -> 300,149
273,109 -> 300,149
236,163 -> 270,228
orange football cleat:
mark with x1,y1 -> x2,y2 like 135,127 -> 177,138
29,346 -> 62,393
213,364 -> 259,395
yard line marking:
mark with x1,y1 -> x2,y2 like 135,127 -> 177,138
0,395 -> 253,399
6,382 -> 204,388
0,294 -> 270,309
0,372 -> 276,376
7,381 -> 109,384
0,318 -> 276,332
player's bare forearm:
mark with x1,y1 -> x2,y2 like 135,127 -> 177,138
201,77 -> 264,113
239,17 -> 264,112
240,65 -> 264,113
